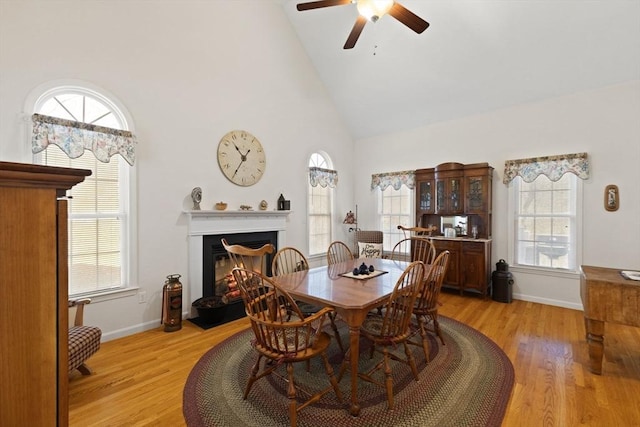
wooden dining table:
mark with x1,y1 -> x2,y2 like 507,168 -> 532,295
271,257 -> 410,416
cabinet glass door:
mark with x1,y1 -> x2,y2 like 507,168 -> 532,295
467,177 -> 484,212
450,178 -> 462,213
419,180 -> 433,212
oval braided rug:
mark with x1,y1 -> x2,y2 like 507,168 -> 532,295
183,317 -> 514,427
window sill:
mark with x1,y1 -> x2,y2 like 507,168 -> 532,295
69,286 -> 140,303
509,265 -> 580,280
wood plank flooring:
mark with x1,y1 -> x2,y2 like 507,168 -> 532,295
69,292 -> 640,426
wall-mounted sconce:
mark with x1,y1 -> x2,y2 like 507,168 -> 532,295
343,205 -> 359,232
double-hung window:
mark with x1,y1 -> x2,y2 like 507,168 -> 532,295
30,84 -> 135,297
372,170 -> 415,252
505,153 -> 589,273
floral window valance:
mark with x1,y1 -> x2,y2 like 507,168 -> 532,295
31,113 -> 137,166
371,170 -> 415,191
503,152 -> 589,184
309,167 -> 338,188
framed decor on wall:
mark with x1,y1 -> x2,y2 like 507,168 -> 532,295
604,184 -> 619,212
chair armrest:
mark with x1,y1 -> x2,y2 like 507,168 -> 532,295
69,298 -> 92,327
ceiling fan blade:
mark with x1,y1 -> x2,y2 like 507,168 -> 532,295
344,15 -> 367,49
388,2 -> 429,34
296,0 -> 352,11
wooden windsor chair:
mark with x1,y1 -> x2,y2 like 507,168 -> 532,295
272,246 -> 344,353
338,260 -> 426,410
221,238 -> 275,274
409,250 -> 451,359
390,236 -> 437,265
231,267 -> 343,427
326,240 -> 354,265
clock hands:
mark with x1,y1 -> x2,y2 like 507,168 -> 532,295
232,149 -> 251,179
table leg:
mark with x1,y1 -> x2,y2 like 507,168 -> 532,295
348,324 -> 361,417
584,317 -> 605,375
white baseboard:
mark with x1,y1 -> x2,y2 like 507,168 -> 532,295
101,310 -> 191,342
512,292 -> 583,311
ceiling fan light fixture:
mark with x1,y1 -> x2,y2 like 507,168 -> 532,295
356,0 -> 394,23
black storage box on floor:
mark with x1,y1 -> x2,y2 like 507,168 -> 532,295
492,259 -> 514,303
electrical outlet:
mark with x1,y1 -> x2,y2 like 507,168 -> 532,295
138,291 -> 146,304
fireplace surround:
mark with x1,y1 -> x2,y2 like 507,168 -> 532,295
185,210 -> 290,321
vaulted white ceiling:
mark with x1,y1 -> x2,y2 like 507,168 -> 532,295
281,0 -> 640,139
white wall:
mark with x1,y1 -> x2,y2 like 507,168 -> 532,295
354,81 -> 640,309
0,1 -> 355,340
1,1 -> 638,339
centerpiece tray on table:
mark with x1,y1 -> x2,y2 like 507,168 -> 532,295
339,262 -> 388,280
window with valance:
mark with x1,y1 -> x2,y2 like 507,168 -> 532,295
371,170 -> 415,250
32,113 -> 137,166
503,152 -> 589,184
370,170 -> 415,191
505,152 -> 588,272
309,166 -> 338,188
308,154 -> 335,256
31,86 -> 135,297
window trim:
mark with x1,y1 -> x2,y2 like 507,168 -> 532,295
25,79 -> 138,299
507,174 -> 583,277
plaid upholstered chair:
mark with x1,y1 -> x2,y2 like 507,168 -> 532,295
68,298 -> 102,375
353,230 -> 383,258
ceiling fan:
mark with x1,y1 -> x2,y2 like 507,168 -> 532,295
296,0 -> 429,49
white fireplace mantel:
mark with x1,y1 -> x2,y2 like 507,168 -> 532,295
184,210 -> 291,315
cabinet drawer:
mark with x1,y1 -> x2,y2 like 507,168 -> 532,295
433,240 -> 461,251
462,241 -> 485,253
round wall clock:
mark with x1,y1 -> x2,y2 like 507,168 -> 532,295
217,130 -> 266,186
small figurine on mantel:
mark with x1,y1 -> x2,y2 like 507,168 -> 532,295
191,187 -> 202,210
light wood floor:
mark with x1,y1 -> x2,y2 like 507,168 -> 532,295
69,292 -> 640,426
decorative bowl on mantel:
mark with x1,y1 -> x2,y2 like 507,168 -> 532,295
215,202 -> 227,211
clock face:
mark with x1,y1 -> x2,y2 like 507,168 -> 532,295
217,130 -> 266,186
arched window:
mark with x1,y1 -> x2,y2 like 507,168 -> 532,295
30,83 -> 136,297
308,152 -> 335,256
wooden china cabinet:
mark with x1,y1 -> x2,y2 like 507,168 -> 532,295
0,161 -> 90,426
414,162 -> 494,298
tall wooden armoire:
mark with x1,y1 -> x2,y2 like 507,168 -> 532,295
0,161 -> 90,426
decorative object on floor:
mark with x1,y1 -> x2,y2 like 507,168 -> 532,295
190,187 -> 202,210
68,298 -> 101,375
183,316 -> 514,427
214,201 -> 227,210
161,274 -> 183,332
343,205 -> 358,232
296,0 -> 429,50
217,130 -> 266,187
604,184 -> 619,211
191,295 -> 228,326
